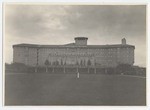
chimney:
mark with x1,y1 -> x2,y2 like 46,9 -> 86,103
74,37 -> 88,46
122,38 -> 126,45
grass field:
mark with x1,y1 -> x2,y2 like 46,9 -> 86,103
5,73 -> 146,106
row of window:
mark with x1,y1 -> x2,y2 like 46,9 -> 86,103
39,47 -> 133,52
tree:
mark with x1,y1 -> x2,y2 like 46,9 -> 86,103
55,60 -> 59,66
63,61 -> 66,73
87,59 -> 91,73
76,61 -> 79,66
45,59 -> 50,66
61,59 -> 63,65
80,60 -> 83,66
76,61 -> 79,73
83,60 -> 86,66
87,59 -> 91,66
45,59 -> 50,72
49,61 -> 51,66
52,61 -> 55,66
116,64 -> 132,74
64,61 -> 66,65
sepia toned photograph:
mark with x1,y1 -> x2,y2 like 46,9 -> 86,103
4,4 -> 146,106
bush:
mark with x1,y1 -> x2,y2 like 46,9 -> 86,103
115,64 -> 136,75
5,62 -> 29,73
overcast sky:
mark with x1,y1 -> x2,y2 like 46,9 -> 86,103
4,4 -> 146,67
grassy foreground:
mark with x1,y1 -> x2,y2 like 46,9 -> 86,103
5,73 -> 146,106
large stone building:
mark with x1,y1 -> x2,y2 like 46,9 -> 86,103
13,37 -> 135,68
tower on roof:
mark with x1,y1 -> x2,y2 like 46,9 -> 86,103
74,37 -> 88,46
122,38 -> 126,45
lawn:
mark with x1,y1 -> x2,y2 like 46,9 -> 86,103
5,73 -> 146,106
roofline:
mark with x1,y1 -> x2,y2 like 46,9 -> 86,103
74,37 -> 88,40
13,43 -> 135,49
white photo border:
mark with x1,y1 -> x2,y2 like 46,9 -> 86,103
0,1 -> 149,110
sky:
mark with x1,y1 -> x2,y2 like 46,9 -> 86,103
4,4 -> 146,67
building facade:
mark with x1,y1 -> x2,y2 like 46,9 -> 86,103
13,37 -> 135,68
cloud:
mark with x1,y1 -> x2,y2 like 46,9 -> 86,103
61,5 -> 146,38
5,5 -> 146,40
5,5 -> 68,39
